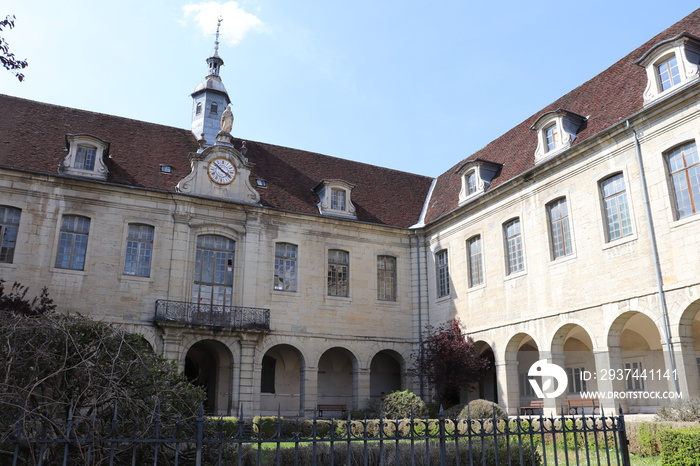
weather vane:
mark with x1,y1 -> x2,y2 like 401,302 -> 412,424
214,17 -> 223,55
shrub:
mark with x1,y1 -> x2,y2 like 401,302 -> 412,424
659,426 -> 700,465
655,397 -> 700,422
459,399 -> 507,420
381,390 -> 427,418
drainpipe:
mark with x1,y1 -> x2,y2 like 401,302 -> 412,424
414,230 -> 425,398
626,120 -> 680,394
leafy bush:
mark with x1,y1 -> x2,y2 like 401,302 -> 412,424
659,426 -> 700,465
381,390 -> 427,418
459,399 -> 507,420
655,397 -> 700,422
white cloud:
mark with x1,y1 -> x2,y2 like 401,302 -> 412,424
182,2 -> 266,46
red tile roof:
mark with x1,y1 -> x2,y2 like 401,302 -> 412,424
423,8 -> 700,224
0,95 -> 432,228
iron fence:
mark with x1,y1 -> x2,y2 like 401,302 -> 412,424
154,299 -> 270,330
1,404 -> 630,466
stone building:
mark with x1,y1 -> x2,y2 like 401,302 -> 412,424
1,10 -> 699,416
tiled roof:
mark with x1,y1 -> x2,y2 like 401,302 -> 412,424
423,8 -> 700,225
0,95 -> 432,228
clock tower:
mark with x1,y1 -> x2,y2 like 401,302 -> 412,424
191,18 -> 231,148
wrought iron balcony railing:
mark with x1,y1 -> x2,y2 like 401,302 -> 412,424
154,299 -> 270,330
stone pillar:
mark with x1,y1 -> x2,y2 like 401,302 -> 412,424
671,336 -> 700,398
594,347 -> 628,413
162,329 -> 185,372
356,367 -> 371,411
496,360 -> 519,416
238,338 -> 258,415
303,365 -> 319,417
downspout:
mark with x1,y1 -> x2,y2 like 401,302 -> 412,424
626,120 -> 680,394
414,230 -> 424,398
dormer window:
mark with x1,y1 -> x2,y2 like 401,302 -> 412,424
313,180 -> 357,219
61,134 -> 110,181
531,109 -> 586,163
456,159 -> 502,205
636,33 -> 700,105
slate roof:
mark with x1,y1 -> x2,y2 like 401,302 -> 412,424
0,95 -> 432,228
422,8 -> 700,224
0,8 -> 697,229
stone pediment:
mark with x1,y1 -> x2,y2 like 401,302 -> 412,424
176,143 -> 260,205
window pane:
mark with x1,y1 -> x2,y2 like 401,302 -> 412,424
504,219 -> 524,274
467,237 -> 483,287
55,215 -> 90,270
436,250 -> 449,297
274,243 -> 298,292
545,123 -> 558,152
331,189 -> 346,211
657,55 -> 681,92
328,249 -> 349,296
193,235 -> 235,308
667,142 -> 700,219
549,199 -> 572,259
75,145 -> 96,170
0,206 -> 21,263
377,255 -> 397,301
124,224 -> 154,277
601,174 -> 633,241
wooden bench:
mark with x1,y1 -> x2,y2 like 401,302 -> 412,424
565,398 -> 600,415
519,400 -> 544,415
317,404 -> 347,417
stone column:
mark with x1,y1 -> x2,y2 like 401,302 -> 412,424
356,367 -> 371,411
238,338 -> 258,415
303,365 -> 319,417
162,329 -> 185,372
496,360 -> 519,416
671,336 -> 700,398
594,347 -> 628,413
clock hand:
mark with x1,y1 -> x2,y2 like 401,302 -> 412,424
214,162 -> 230,177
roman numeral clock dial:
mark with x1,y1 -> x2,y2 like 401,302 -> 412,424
207,158 -> 236,185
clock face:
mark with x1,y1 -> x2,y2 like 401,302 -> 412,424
207,158 -> 236,185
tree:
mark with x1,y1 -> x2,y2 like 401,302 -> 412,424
412,318 -> 490,406
1,15 -> 28,81
0,281 -> 205,463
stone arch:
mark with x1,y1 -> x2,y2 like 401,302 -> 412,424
369,349 -> 404,400
184,339 -> 234,415
504,333 -> 540,414
677,298 -> 700,398
259,343 -> 305,416
551,323 -> 597,409
474,340 -> 497,404
317,347 -> 358,409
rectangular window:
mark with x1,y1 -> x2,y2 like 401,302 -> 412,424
566,367 -> 587,394
75,145 -> 96,170
436,249 -> 450,298
624,361 -> 645,391
274,243 -> 298,292
377,255 -> 397,301
667,142 -> 700,219
466,171 -> 478,195
544,123 -> 559,152
328,249 -> 349,297
657,55 -> 681,92
193,235 -> 235,308
467,236 -> 483,287
330,189 -> 346,211
0,206 -> 20,263
504,219 -> 524,274
548,198 -> 573,259
123,224 -> 154,277
55,215 -> 91,270
601,173 -> 632,241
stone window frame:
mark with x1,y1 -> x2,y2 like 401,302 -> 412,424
314,180 -> 357,219
376,254 -> 397,302
192,234 -> 236,310
123,223 -> 155,278
599,172 -> 633,242
55,214 -> 91,271
274,242 -> 298,292
0,206 -> 21,264
503,218 -> 525,275
665,140 -> 700,220
466,235 -> 483,288
435,249 -> 450,298
456,159 -> 502,205
62,134 -> 110,181
327,249 -> 349,297
531,110 -> 586,163
547,197 -> 574,260
636,33 -> 700,106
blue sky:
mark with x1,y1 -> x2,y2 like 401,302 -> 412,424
2,1 -> 698,177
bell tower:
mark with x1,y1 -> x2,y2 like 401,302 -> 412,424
191,18 -> 231,148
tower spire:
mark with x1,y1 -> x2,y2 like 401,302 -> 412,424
213,17 -> 222,57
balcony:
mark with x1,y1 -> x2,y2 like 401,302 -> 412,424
154,299 -> 270,331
